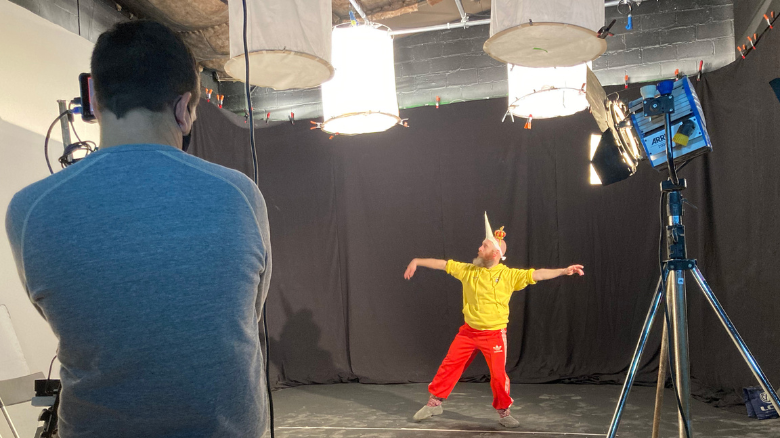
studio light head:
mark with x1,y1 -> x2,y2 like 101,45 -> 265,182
589,75 -> 713,185
592,129 -> 635,185
591,94 -> 643,185
628,78 -> 712,170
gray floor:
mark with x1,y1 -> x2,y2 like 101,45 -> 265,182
270,383 -> 780,437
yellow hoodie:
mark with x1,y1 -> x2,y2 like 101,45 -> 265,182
446,260 -> 535,330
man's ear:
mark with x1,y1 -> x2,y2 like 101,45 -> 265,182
174,92 -> 194,134
93,97 -> 103,123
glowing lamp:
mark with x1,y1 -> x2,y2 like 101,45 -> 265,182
507,63 -> 589,120
321,24 -> 401,136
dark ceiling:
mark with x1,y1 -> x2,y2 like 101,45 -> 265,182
113,0 -> 489,76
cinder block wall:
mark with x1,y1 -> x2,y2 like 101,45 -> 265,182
594,0 -> 735,85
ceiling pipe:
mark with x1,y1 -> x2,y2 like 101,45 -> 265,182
389,18 -> 490,36
454,0 -> 467,23
605,0 -> 639,7
348,0 -> 369,22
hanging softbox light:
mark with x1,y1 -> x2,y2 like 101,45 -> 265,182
484,0 -> 606,68
507,63 -> 590,120
224,0 -> 334,90
321,24 -> 401,136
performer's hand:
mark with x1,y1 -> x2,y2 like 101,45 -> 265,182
404,260 -> 418,280
563,265 -> 585,276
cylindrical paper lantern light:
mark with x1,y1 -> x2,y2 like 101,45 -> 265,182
321,25 -> 400,136
507,63 -> 589,119
225,0 -> 334,90
484,0 -> 606,68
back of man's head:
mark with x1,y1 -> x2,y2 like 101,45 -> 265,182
91,20 -> 200,119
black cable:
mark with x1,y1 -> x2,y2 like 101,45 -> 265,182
659,182 -> 691,438
663,303 -> 693,438
242,1 -> 258,186
59,141 -> 97,168
44,111 -> 70,175
659,191 -> 666,274
69,119 -> 83,144
667,139 -> 679,186
675,159 -> 691,173
241,1 -> 272,436
47,355 -> 58,380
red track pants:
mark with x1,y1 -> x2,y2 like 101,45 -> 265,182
428,324 -> 513,410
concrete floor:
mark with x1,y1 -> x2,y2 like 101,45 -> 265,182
270,383 -> 780,437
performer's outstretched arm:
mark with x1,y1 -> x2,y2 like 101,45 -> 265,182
404,258 -> 447,279
532,265 -> 585,282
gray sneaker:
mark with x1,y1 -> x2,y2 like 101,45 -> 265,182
499,413 -> 520,428
413,404 -> 443,421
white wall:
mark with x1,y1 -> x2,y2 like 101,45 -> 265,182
0,1 -> 101,435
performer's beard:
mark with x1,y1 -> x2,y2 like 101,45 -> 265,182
473,257 -> 487,268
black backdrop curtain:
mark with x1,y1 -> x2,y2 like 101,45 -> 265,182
189,29 -> 780,405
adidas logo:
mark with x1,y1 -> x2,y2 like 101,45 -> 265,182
493,345 -> 503,353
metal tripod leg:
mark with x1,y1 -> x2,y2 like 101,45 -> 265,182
651,322 -> 669,438
0,394 -> 22,438
690,266 -> 780,414
606,277 -> 665,438
667,269 -> 692,438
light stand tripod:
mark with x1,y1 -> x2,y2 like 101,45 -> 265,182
605,87 -> 780,438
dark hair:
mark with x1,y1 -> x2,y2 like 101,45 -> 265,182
91,20 -> 200,118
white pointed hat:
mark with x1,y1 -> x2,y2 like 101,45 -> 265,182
484,212 -> 506,260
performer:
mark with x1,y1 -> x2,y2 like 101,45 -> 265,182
404,213 -> 584,428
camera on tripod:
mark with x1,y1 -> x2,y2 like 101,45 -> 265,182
32,379 -> 61,438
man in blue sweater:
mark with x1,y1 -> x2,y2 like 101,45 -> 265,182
5,21 -> 271,437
